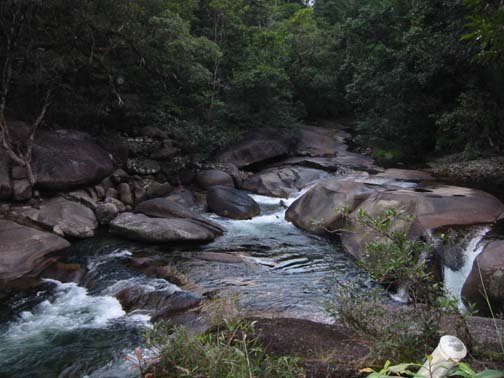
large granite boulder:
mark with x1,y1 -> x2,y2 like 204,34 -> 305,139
212,130 -> 292,168
135,198 -> 224,235
10,197 -> 98,239
462,240 -> 504,316
33,129 -> 113,191
0,219 -> 70,281
207,186 -> 260,220
341,186 -> 504,260
295,126 -> 345,157
110,212 -> 218,243
242,167 -> 325,198
0,150 -> 12,200
196,169 -> 234,189
285,180 -> 375,234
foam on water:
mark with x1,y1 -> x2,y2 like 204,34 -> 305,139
3,280 -> 125,340
444,226 -> 490,311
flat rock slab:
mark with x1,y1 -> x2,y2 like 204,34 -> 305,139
110,212 -> 218,243
375,168 -> 434,181
0,219 -> 70,281
11,197 -> 98,239
295,126 -> 347,157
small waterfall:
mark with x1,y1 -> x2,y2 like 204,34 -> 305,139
444,226 -> 490,311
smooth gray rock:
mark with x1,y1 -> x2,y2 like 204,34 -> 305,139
207,186 -> 260,220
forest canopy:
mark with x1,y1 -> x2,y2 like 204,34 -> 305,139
1,0 -> 504,160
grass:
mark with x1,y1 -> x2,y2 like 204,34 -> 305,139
143,319 -> 304,378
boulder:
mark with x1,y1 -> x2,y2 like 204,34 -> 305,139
212,130 -> 292,168
0,219 -> 70,281
0,150 -> 12,200
165,186 -> 196,208
33,129 -> 113,191
13,179 -> 32,201
118,182 -> 134,206
115,286 -> 202,321
135,197 -> 224,235
11,197 -> 98,239
110,212 -> 218,243
242,166 -> 325,198
66,190 -> 97,210
141,126 -> 169,140
111,169 -> 129,185
196,169 -> 234,189
151,146 -> 179,160
462,240 -> 504,316
207,186 -> 260,220
295,126 -> 346,157
145,181 -> 173,199
96,202 -> 120,225
341,186 -> 504,260
285,180 -> 375,234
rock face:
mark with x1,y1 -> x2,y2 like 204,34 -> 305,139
212,130 -> 292,168
376,169 -> 434,181
207,186 -> 260,220
0,219 -> 70,281
196,169 -> 234,189
33,129 -> 113,191
11,197 -> 98,239
243,167 -> 325,198
135,198 -> 224,235
462,240 -> 504,316
340,186 -> 504,260
110,212 -> 218,243
285,180 -> 375,234
0,150 -> 12,200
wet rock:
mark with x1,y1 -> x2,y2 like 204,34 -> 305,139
0,219 -> 70,281
341,186 -> 504,260
285,180 -> 375,234
125,256 -> 186,286
0,150 -> 12,200
115,286 -> 202,321
110,212 -> 218,243
207,186 -> 260,220
40,262 -> 86,284
135,198 -> 224,235
104,196 -> 126,212
33,129 -> 113,191
13,179 -> 32,201
196,169 -> 234,189
243,166 -> 325,198
212,130 -> 292,168
462,240 -> 504,316
118,182 -> 134,206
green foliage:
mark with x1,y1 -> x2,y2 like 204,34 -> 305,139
144,319 -> 304,378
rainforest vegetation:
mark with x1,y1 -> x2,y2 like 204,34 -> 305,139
2,0 -> 504,160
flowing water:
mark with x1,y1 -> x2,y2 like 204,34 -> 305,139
0,186 -> 374,378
